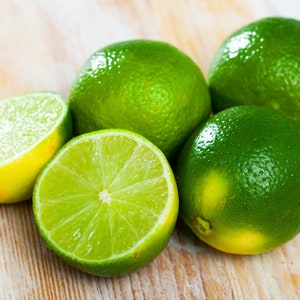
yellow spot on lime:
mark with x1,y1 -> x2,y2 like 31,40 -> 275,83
228,230 -> 266,253
200,170 -> 228,216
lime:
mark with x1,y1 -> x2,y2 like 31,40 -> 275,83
33,129 -> 179,277
175,105 -> 300,254
0,91 -> 72,203
208,17 -> 300,124
69,39 -> 211,160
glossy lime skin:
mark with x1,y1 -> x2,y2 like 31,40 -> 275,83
69,39 -> 211,159
209,17 -> 300,125
176,106 -> 300,254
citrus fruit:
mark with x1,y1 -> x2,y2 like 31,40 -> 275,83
175,105 -> 300,255
208,17 -> 300,124
69,39 -> 211,160
0,91 -> 73,203
33,129 -> 179,277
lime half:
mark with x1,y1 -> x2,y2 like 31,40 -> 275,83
0,91 -> 72,203
33,129 -> 179,277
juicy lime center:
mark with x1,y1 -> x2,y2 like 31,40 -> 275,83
99,189 -> 112,203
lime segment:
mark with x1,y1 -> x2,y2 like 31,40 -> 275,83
33,129 -> 178,276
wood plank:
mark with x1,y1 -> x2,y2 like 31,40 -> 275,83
0,1 -> 300,299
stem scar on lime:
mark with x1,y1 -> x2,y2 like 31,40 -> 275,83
193,216 -> 214,237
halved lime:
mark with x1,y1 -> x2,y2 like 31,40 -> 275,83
33,129 -> 179,277
0,91 -> 73,203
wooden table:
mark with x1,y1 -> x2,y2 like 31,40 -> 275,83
1,1 -> 300,299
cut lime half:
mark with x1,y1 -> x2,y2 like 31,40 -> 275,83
33,129 -> 179,277
0,91 -> 72,203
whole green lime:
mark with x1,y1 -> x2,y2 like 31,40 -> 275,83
209,17 -> 300,125
69,39 -> 211,160
175,105 -> 300,254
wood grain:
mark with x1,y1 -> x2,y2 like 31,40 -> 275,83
0,1 -> 300,299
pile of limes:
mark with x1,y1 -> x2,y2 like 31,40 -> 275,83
1,16 -> 300,277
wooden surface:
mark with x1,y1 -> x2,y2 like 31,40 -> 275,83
1,1 -> 300,299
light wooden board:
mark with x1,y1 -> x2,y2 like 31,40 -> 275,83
0,1 -> 300,299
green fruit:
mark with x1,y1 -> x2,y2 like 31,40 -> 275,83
176,105 -> 300,254
0,91 -> 72,203
33,129 -> 178,276
209,17 -> 300,125
69,39 -> 211,159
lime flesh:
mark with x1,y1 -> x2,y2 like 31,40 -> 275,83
33,129 -> 178,276
0,92 -> 66,163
